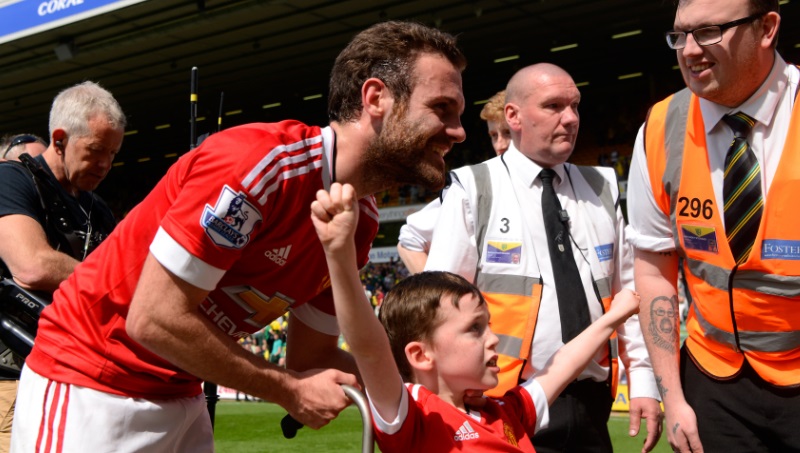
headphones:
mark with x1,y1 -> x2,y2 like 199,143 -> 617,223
55,140 -> 64,150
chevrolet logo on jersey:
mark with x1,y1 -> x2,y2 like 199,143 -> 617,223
200,286 -> 295,337
202,185 -> 262,249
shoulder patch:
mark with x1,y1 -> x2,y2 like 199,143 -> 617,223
202,185 -> 262,248
594,243 -> 614,262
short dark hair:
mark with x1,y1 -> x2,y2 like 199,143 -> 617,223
378,271 -> 483,382
676,0 -> 778,12
749,0 -> 780,48
675,0 -> 780,47
328,21 -> 466,123
747,0 -> 779,15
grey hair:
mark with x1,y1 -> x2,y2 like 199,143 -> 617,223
49,81 -> 126,138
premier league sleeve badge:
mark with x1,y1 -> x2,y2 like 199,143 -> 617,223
202,185 -> 263,248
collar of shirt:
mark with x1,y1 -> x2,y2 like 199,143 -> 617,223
502,142 -> 568,189
700,51 -> 789,135
321,125 -> 335,190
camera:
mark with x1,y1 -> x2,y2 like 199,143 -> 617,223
0,278 -> 51,359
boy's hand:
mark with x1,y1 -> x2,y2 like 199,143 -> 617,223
610,288 -> 640,320
310,182 -> 359,253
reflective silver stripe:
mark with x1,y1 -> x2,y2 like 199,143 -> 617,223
609,337 -> 618,359
692,305 -> 739,352
686,258 -> 800,296
496,334 -> 523,358
694,305 -> 800,352
739,330 -> 800,353
661,88 -> 693,248
576,166 -> 616,220
595,276 -> 612,299
477,273 -> 540,360
734,270 -> 800,297
471,163 -> 493,265
476,273 -> 540,296
686,258 -> 730,291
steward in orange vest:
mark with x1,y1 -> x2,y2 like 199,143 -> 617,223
643,86 -> 800,387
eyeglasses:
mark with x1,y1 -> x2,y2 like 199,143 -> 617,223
654,308 -> 675,317
3,134 -> 39,159
665,13 -> 764,50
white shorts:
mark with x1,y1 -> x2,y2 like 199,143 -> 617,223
11,366 -> 213,453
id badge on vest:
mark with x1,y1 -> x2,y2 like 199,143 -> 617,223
485,238 -> 523,266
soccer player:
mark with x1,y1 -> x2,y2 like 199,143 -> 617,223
311,182 -> 641,452
11,21 -> 466,452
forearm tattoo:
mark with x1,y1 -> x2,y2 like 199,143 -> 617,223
648,295 -> 679,353
655,375 -> 668,399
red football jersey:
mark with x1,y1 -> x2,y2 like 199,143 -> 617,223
27,121 -> 379,399
373,384 -> 539,453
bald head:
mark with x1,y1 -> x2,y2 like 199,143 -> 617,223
506,63 -> 574,105
503,63 -> 580,167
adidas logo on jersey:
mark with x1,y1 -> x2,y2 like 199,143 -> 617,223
453,420 -> 479,441
264,245 -> 292,266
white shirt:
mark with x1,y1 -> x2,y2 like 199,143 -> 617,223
627,55 -> 800,251
397,167 -> 471,253
426,144 -> 659,400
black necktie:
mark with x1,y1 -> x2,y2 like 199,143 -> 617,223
722,112 -> 762,265
540,169 -> 591,343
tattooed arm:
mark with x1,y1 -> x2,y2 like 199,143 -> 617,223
634,249 -> 704,453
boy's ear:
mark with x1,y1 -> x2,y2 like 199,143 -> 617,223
405,341 -> 434,373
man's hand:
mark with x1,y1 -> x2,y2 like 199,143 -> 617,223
628,397 -> 664,452
285,368 -> 360,429
664,400 -> 704,453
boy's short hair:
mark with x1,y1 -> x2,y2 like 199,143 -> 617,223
479,90 -> 506,122
379,271 -> 483,382
328,21 -> 466,123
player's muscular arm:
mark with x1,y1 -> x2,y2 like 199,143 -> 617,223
127,253 -> 356,429
286,314 -> 359,378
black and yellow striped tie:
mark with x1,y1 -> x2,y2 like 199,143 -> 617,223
722,112 -> 762,265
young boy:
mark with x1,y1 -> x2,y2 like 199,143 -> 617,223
311,183 -> 640,452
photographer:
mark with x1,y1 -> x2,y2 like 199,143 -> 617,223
0,81 -> 123,451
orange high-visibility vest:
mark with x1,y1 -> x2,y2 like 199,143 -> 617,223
480,281 -> 618,398
468,163 -> 620,398
643,87 -> 800,386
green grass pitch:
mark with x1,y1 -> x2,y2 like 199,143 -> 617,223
214,401 -> 673,452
